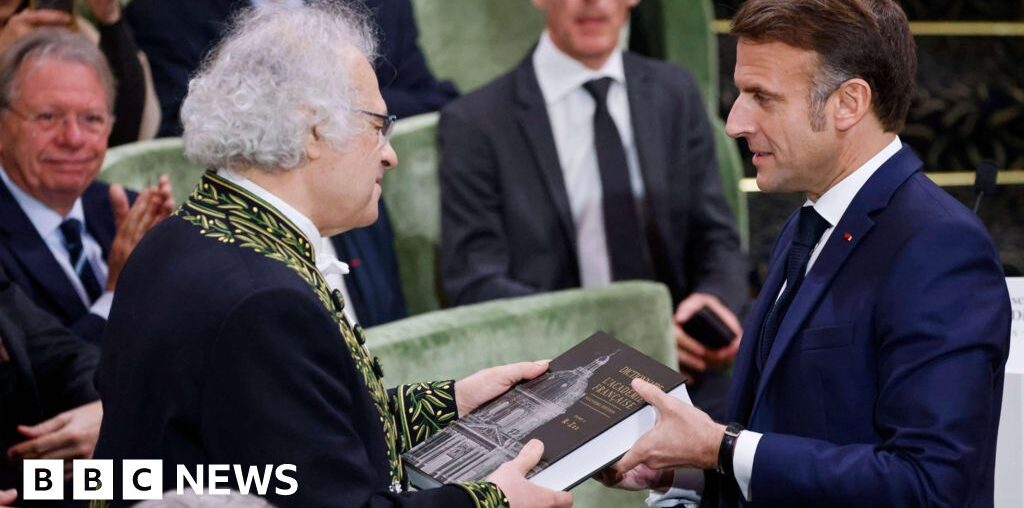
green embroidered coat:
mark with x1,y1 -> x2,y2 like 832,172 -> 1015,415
90,171 -> 507,508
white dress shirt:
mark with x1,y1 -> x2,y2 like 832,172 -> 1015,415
217,169 -> 360,324
0,167 -> 113,319
532,31 -> 646,288
647,136 -> 903,507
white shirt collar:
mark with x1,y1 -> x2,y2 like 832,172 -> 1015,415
216,168 -> 348,276
0,166 -> 86,237
533,30 -> 626,105
807,136 -> 903,226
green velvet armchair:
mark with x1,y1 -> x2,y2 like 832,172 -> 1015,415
383,113 -> 445,315
100,137 -> 204,205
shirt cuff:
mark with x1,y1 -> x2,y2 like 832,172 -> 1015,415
734,430 -> 762,501
89,291 -> 114,320
645,468 -> 703,507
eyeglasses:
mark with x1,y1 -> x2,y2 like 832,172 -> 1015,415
356,109 -> 397,146
4,106 -> 113,135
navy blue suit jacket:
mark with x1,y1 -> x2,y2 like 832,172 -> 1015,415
0,180 -> 119,345
0,265 -> 99,494
703,146 -> 1011,507
331,202 -> 407,327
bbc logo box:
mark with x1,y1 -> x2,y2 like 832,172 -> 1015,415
24,459 -> 163,501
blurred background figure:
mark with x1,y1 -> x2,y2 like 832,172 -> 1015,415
0,265 -> 102,508
0,31 -> 173,345
438,0 -> 747,420
0,0 -> 159,145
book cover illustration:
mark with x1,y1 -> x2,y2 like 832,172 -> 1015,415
402,331 -> 684,486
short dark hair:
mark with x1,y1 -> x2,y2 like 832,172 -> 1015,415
0,29 -> 117,113
731,0 -> 916,132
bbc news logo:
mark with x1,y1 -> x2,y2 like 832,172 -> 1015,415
23,460 -> 297,501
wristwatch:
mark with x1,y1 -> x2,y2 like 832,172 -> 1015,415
716,422 -> 745,477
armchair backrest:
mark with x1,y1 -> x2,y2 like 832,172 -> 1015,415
412,0 -> 545,93
382,113 -> 444,315
100,137 -> 205,206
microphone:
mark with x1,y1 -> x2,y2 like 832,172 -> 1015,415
972,160 -> 997,214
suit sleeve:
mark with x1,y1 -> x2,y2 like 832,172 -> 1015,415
748,218 -> 1011,507
391,380 -> 459,454
97,18 -> 147,146
203,286 -> 502,508
439,108 -> 539,304
674,71 -> 747,313
1,276 -> 99,416
69,313 -> 107,346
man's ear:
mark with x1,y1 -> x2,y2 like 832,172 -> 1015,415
305,124 -> 323,161
833,78 -> 873,132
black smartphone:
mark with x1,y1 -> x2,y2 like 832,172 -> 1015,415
682,306 -> 736,350
31,0 -> 74,13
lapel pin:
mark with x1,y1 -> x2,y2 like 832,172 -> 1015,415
843,232 -> 853,242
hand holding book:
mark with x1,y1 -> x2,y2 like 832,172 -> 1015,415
455,361 -> 551,417
456,360 -> 573,507
487,440 -> 574,508
403,332 -> 689,492
604,378 -> 727,487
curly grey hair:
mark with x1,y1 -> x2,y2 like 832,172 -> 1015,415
181,1 -> 379,172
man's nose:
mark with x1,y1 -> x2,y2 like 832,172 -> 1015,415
54,116 -> 87,146
725,98 -> 753,139
380,140 -> 398,169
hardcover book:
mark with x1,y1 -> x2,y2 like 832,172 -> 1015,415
403,331 -> 689,491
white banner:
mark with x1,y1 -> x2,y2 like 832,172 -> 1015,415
995,277 -> 1023,508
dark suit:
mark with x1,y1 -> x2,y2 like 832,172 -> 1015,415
0,180 -> 119,345
95,173 -> 495,507
702,146 -> 1010,507
126,0 -> 458,137
439,53 -> 746,312
332,202 -> 407,327
0,265 -> 99,495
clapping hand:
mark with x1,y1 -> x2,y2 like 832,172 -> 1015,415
105,175 -> 175,291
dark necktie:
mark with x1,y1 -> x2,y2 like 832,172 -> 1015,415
59,219 -> 103,303
583,77 -> 653,281
757,206 -> 831,370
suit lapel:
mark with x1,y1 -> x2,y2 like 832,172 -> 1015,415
748,146 -> 924,416
80,182 -> 116,259
513,57 -> 577,249
726,215 -> 794,423
0,181 -> 86,320
623,54 -> 673,251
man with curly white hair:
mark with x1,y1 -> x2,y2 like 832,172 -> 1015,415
93,3 -> 572,508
